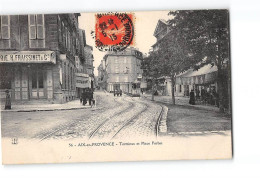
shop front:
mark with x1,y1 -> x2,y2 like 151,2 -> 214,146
75,73 -> 89,98
0,51 -> 56,102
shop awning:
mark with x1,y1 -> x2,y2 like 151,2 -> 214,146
176,64 -> 218,85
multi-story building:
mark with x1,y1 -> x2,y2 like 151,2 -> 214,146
103,47 -> 143,93
97,61 -> 105,90
84,44 -> 94,88
0,13 -> 87,103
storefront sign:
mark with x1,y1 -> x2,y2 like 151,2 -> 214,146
75,73 -> 90,88
0,51 -> 56,64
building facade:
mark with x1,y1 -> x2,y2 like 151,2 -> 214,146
74,29 -> 94,97
97,60 -> 106,90
102,48 -> 143,93
84,44 -> 95,89
0,13 -> 87,103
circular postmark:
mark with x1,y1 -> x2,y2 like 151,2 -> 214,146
95,12 -> 134,52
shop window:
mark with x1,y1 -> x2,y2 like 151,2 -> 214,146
38,72 -> 44,88
0,66 -> 12,89
32,71 -> 44,89
32,71 -> 37,89
28,14 -> 45,48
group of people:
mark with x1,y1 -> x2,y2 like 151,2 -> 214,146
189,87 -> 219,107
113,89 -> 122,97
80,88 -> 95,107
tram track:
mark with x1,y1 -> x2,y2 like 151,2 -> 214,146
155,104 -> 164,138
37,95 -> 125,141
111,102 -> 149,139
88,97 -> 136,139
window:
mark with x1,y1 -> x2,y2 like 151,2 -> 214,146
115,64 -> 119,73
124,76 -> 128,82
70,67 -> 73,90
65,27 -> 68,49
62,22 -> 66,47
179,85 -> 182,92
0,15 -> 10,39
115,76 -> 119,82
67,31 -> 70,51
28,14 -> 45,48
114,57 -> 118,64
58,16 -> 62,43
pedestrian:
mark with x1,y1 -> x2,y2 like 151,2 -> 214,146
82,90 -> 87,106
196,88 -> 200,100
119,89 -> 122,97
189,89 -> 195,105
88,89 -> 93,106
91,90 -> 96,108
79,91 -> 83,104
5,90 -> 11,110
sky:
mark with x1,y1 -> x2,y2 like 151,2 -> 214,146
78,11 -> 170,76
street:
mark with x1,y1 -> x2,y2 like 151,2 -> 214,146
1,91 -> 163,141
1,90 -> 231,141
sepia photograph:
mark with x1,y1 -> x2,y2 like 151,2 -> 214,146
0,10 -> 232,164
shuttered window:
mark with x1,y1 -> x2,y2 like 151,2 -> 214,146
58,15 -> 62,43
62,22 -> 66,47
0,15 -> 10,39
28,14 -> 45,48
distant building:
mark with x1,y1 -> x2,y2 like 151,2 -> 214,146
97,60 -> 106,90
102,48 -> 143,93
0,14 -> 89,103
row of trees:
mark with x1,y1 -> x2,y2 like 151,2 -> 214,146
143,10 -> 230,113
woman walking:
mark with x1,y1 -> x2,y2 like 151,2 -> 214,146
189,89 -> 195,105
5,90 -> 11,110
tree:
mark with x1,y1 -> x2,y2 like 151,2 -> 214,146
167,10 -> 230,112
150,10 -> 230,111
142,53 -> 162,101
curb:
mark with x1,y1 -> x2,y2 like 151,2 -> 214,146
142,95 -> 219,112
1,106 -> 103,112
158,105 -> 168,134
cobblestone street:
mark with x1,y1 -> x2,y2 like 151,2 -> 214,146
1,90 -> 232,141
1,91 -> 163,141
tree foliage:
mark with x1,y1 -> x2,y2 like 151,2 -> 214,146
144,10 -> 230,109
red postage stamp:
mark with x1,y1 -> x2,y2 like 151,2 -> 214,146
95,12 -> 134,52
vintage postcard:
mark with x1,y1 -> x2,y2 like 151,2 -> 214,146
0,10 -> 232,164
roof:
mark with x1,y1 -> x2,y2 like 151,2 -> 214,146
177,64 -> 218,78
153,19 -> 169,37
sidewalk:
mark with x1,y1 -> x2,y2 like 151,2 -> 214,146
0,99 -> 94,112
142,93 -> 220,112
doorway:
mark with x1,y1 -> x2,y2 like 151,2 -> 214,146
31,69 -> 46,99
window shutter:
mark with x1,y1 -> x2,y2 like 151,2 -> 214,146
1,15 -> 10,39
58,16 -> 62,43
29,15 -> 36,39
36,14 -> 44,39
